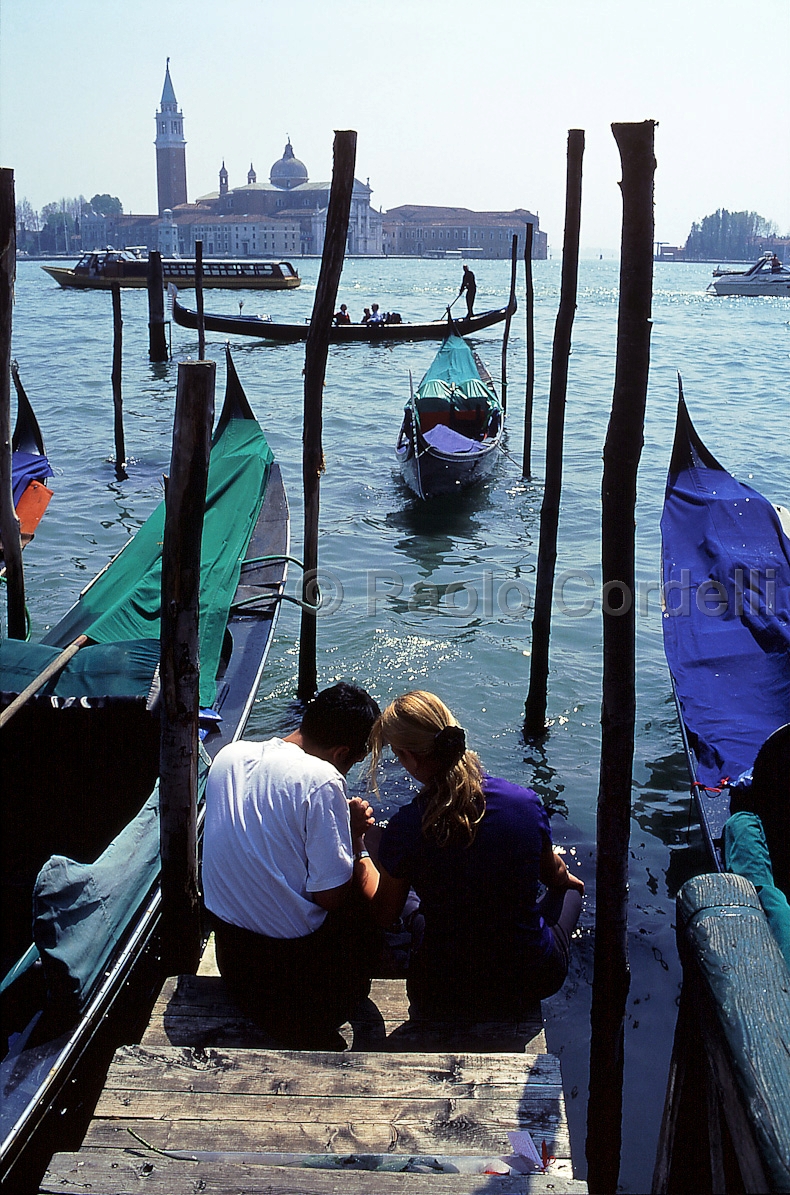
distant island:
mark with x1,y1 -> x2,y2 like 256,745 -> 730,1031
657,208 -> 789,262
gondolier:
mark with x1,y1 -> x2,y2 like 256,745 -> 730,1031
459,264 -> 477,318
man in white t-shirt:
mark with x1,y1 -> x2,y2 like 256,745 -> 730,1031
202,683 -> 381,1049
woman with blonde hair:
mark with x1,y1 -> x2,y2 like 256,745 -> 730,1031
365,691 -> 584,1021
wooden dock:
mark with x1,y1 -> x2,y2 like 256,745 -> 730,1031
41,939 -> 587,1193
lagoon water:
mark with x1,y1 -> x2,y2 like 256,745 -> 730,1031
11,256 -> 789,1191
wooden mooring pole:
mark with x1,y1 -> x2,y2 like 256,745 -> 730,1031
586,119 -> 655,1195
522,221 -> 535,478
296,130 -> 357,703
159,357 -> 215,975
500,234 -> 518,413
195,240 -> 205,361
147,249 -> 168,362
0,167 -> 26,639
523,130 -> 584,738
111,283 -> 127,479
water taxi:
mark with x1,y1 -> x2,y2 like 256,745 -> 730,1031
42,249 -> 301,290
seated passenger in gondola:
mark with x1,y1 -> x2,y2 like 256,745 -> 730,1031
361,307 -> 372,324
362,691 -> 584,1022
202,684 -> 382,1050
368,303 -> 386,324
334,303 -> 351,325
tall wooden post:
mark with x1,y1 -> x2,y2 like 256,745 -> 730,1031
111,283 -> 126,479
159,357 -> 215,976
195,240 -> 205,361
522,221 -> 535,478
500,234 -> 519,413
147,250 -> 168,362
586,120 -> 655,1195
297,130 -> 357,702
0,168 -> 25,638
524,130 -> 584,737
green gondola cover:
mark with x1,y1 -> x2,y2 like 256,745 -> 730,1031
415,334 -> 500,407
41,415 -> 274,708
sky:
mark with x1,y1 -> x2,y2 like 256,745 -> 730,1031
1,0 -> 788,254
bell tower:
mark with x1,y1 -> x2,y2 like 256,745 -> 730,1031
155,59 -> 187,215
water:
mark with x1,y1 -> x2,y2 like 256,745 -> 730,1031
10,258 -> 790,1191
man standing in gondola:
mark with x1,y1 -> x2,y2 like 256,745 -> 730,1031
202,683 -> 381,1050
459,264 -> 476,318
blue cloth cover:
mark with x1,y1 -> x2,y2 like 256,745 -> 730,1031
12,450 -> 53,507
724,811 -> 790,970
661,459 -> 790,786
32,785 -> 160,1017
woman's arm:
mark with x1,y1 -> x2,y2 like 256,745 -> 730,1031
540,838 -> 585,895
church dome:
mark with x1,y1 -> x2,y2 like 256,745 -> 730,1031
270,139 -> 308,190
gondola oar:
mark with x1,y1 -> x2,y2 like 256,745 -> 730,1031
0,634 -> 88,728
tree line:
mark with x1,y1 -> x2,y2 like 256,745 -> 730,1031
683,208 -> 784,261
16,193 -> 123,254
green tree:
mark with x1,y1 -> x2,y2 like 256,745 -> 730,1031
88,193 -> 123,216
684,209 -> 778,260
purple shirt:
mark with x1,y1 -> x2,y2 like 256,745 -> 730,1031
379,774 -> 555,1012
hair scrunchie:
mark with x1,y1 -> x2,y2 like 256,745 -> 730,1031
433,724 -> 466,769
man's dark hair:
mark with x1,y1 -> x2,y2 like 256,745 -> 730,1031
300,683 -> 380,753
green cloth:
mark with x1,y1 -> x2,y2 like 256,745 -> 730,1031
416,334 -> 500,408
0,638 -> 160,699
724,811 -> 790,970
43,415 -> 273,707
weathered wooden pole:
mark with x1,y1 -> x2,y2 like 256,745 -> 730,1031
0,167 -> 26,638
159,357 -> 215,976
195,240 -> 205,361
111,283 -> 127,480
147,249 -> 168,362
297,130 -> 357,702
500,234 -> 519,413
522,221 -> 535,478
586,119 -> 655,1195
523,130 -> 584,737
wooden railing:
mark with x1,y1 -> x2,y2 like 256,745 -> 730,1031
653,873 -> 790,1193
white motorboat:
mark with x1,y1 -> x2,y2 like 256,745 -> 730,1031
707,252 -> 790,296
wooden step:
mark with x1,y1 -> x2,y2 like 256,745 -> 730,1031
41,1152 -> 588,1192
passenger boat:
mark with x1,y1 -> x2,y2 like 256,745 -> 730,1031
707,252 -> 790,296
660,384 -> 790,870
0,348 -> 289,1191
396,331 -> 503,499
42,249 -> 301,290
1,363 -> 54,564
170,284 -> 516,343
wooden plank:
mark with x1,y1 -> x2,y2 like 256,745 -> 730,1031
81,1115 -> 572,1161
42,1149 -> 589,1193
99,1044 -> 561,1094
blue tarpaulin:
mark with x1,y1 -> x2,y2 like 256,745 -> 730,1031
11,450 -> 53,507
661,404 -> 790,788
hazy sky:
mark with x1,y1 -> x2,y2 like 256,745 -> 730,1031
1,0 -> 788,253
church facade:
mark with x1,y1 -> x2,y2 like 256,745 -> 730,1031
80,65 -> 543,260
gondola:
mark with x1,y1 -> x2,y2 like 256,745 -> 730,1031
169,284 -> 516,343
0,347 -> 289,1192
660,382 -> 790,870
1,363 -> 53,564
396,331 -> 504,499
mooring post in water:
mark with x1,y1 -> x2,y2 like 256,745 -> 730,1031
0,167 -> 26,638
147,249 -> 168,362
522,221 -> 535,478
195,239 -> 205,361
585,119 -> 655,1195
297,130 -> 357,703
523,130 -> 584,738
500,234 -> 519,413
111,283 -> 127,480
159,357 -> 215,975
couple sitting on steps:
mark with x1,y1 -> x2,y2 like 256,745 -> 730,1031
202,684 -> 584,1050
